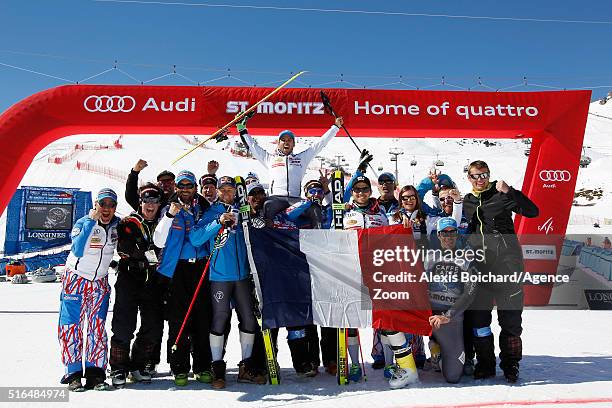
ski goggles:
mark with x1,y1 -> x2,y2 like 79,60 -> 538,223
439,229 -> 458,237
141,196 -> 161,204
307,187 -> 324,197
97,200 -> 117,209
352,186 -> 371,194
468,172 -> 490,180
176,182 -> 195,190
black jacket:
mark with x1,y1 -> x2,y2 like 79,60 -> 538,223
117,212 -> 160,282
463,181 -> 539,259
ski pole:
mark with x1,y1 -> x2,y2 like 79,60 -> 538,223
171,71 -> 307,164
356,329 -> 367,382
320,90 -> 379,178
171,227 -> 225,353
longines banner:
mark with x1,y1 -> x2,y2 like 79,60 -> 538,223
3,186 -> 92,255
0,85 -> 591,305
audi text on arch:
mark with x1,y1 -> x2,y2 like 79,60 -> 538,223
84,95 -> 136,113
83,96 -> 197,113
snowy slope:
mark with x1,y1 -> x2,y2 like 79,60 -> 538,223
0,279 -> 611,408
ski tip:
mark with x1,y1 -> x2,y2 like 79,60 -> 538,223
171,344 -> 177,352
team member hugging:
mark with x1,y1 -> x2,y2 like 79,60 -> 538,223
425,217 -> 478,383
58,188 -> 120,392
235,112 -> 343,228
110,184 -> 164,388
190,176 -> 265,389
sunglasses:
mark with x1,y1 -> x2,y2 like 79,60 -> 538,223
469,172 -> 490,180
177,183 -> 195,190
401,195 -> 417,202
98,201 -> 117,209
440,195 -> 454,202
353,186 -> 371,194
379,179 -> 395,185
158,178 -> 175,185
141,197 -> 161,204
439,230 -> 458,237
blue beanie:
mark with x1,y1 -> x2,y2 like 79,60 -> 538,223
97,188 -> 118,203
278,130 -> 295,140
175,170 -> 197,185
437,217 -> 458,232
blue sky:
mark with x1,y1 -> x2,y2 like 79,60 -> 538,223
1,0 -> 612,113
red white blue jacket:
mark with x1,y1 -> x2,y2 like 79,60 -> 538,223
65,214 -> 120,281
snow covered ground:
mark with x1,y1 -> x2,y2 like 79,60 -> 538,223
1,99 -> 612,407
1,275 -> 611,408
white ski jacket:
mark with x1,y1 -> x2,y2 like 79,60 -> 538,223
241,125 -> 340,197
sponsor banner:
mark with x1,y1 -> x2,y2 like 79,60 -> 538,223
522,245 -> 557,260
584,290 -> 612,310
25,230 -> 70,246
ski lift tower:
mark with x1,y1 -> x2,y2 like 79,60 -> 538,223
389,147 -> 404,182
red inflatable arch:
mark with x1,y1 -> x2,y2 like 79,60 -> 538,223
0,85 -> 590,304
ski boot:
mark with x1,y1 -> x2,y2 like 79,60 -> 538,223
195,370 -> 213,384
173,373 -> 188,387
348,363 -> 362,382
238,358 -> 267,384
383,364 -> 397,379
130,369 -> 152,384
84,367 -> 111,391
211,360 -> 226,389
62,372 -> 85,392
325,361 -> 338,376
463,358 -> 475,376
428,340 -> 442,372
111,370 -> 127,389
389,366 -> 418,389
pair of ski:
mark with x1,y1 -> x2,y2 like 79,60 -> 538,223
235,176 -> 280,385
331,170 -> 350,385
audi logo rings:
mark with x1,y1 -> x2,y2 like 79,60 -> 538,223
84,95 -> 136,113
539,170 -> 571,182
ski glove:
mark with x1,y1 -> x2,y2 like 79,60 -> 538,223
357,149 -> 374,173
235,111 -> 255,133
213,128 -> 230,143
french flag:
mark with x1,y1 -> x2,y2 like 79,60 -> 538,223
245,225 -> 432,335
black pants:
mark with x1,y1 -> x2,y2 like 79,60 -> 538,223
320,327 -> 337,367
431,313 -> 465,384
110,268 -> 164,372
471,256 -> 524,369
210,279 -> 258,335
167,259 -> 213,375
270,325 -> 321,371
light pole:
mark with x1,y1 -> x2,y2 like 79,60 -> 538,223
315,155 -> 325,169
389,147 -> 404,182
334,154 -> 345,170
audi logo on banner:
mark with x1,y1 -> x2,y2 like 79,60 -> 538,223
84,95 -> 136,113
539,170 -> 571,182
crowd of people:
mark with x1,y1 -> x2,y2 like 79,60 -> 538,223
56,114 -> 539,392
